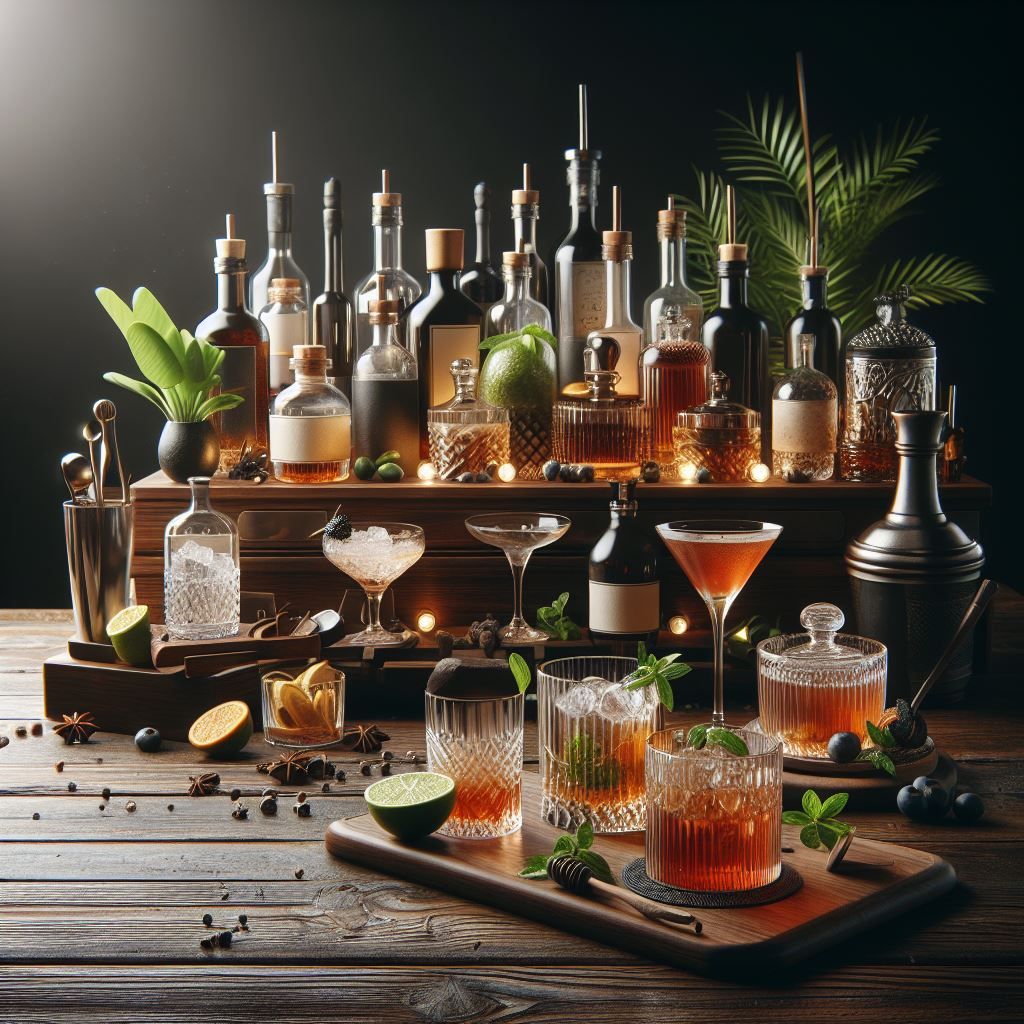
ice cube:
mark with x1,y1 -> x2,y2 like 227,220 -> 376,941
597,682 -> 648,722
364,526 -> 393,545
556,683 -> 598,717
177,539 -> 214,565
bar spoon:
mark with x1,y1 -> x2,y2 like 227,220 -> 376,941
60,452 -> 94,504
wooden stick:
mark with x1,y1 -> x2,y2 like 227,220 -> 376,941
381,168 -> 390,193
225,213 -> 235,239
523,163 -> 530,191
795,52 -> 817,267
726,184 -> 736,245
272,130 -> 279,184
668,195 -> 674,211
612,185 -> 621,231
579,83 -> 588,151
587,877 -> 702,933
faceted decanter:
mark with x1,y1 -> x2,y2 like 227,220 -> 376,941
772,334 -> 837,480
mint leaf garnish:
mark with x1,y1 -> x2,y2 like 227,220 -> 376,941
576,849 -> 614,884
705,727 -> 749,756
622,643 -> 691,711
787,788 -> 853,852
857,749 -> 896,776
507,653 -> 531,694
687,724 -> 708,750
520,821 -> 615,885
866,720 -> 895,749
802,789 -> 823,819
535,592 -> 582,641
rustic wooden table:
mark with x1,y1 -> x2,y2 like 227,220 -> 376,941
1,596 -> 1021,1023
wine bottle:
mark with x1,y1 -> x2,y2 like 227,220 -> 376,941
460,182 -> 503,318
312,177 -> 355,399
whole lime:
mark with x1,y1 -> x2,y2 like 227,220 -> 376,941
479,336 -> 555,410
377,462 -> 404,482
353,456 -> 376,480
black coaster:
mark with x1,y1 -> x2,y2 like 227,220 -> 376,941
621,859 -> 803,908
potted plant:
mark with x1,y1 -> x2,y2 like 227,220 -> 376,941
96,286 -> 243,482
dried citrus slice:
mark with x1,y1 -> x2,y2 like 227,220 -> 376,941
188,700 -> 253,757
276,682 -> 321,730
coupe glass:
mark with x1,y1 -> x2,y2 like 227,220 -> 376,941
465,513 -> 571,644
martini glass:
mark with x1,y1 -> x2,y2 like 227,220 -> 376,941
656,520 -> 781,725
465,513 -> 571,644
323,522 -> 425,647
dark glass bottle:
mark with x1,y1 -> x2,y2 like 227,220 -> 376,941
588,480 -> 660,647
784,266 -> 842,391
407,228 -> 484,458
312,177 -> 354,400
460,182 -> 503,318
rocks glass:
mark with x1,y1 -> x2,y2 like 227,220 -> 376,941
261,661 -> 346,748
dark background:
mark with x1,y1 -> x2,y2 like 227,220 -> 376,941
0,0 -> 1017,607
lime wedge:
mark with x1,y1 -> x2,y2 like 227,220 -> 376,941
106,605 -> 152,667
364,772 -> 456,841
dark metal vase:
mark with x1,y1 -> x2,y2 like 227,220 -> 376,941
158,420 -> 220,483
845,411 -> 984,705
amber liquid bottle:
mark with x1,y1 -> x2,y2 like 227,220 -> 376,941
195,216 -> 269,473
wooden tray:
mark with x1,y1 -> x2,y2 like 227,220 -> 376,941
326,775 -> 956,976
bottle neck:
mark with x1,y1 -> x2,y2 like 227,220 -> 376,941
216,270 -> 248,311
503,269 -> 531,302
892,440 -> 944,519
267,232 -> 294,255
604,259 -> 632,325
609,501 -> 638,523
373,223 -> 403,272
294,369 -> 329,386
801,275 -> 827,308
371,320 -> 401,347
513,205 -> 539,250
324,215 -> 343,293
718,268 -> 749,308
660,237 -> 688,288
475,209 -> 491,266
189,479 -> 212,512
567,161 -> 599,229
429,269 -> 461,294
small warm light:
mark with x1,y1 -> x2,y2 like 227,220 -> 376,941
734,626 -> 749,643
416,610 -> 437,633
750,462 -> 771,483
668,615 -> 689,635
679,462 -> 698,483
497,462 -> 517,482
417,461 -> 437,482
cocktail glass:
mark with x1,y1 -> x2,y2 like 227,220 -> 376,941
656,520 -> 781,725
323,522 -> 425,647
465,513 -> 571,644
645,725 -> 782,891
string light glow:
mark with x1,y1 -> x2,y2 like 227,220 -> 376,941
497,463 -> 517,482
679,462 -> 698,482
416,610 -> 437,632
750,463 -> 771,483
668,615 -> 689,635
417,461 -> 437,481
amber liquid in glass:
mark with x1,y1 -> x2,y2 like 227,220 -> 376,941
641,341 -> 708,466
446,775 -> 522,834
662,534 -> 777,600
274,460 -> 346,484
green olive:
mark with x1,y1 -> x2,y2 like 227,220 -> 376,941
377,462 -> 405,482
353,456 -> 377,481
375,450 -> 401,467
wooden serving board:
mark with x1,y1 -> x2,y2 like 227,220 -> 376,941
326,774 -> 956,976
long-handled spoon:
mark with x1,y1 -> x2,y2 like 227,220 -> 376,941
82,420 -> 103,507
93,399 -> 128,504
60,452 -> 94,504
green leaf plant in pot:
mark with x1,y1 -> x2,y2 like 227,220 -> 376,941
95,287 -> 243,483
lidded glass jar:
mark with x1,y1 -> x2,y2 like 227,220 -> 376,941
672,370 -> 760,481
756,603 -> 887,758
427,358 -> 511,479
163,477 -> 240,640
772,334 -> 838,481
840,286 -> 937,481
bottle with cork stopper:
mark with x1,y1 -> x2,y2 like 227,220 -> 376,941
460,182 -> 504,317
312,177 -> 355,401
485,240 -> 552,338
511,163 -> 548,308
196,214 -> 269,473
270,344 -> 352,483
259,278 -> 308,396
642,195 -> 703,345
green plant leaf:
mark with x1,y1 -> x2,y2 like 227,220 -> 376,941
799,823 -> 821,850
132,287 -> 186,365
819,793 -> 849,820
95,287 -> 136,338
195,393 -> 244,421
687,725 -> 708,750
817,824 -> 840,850
782,810 -> 812,826
576,821 -> 594,850
655,674 -> 674,712
518,855 -> 551,879
183,335 -> 207,384
865,720 -> 895,749
706,727 -> 749,756
124,321 -> 185,388
101,371 -> 173,419
576,849 -> 614,884
802,789 -> 823,819
552,835 -> 577,857
507,653 -> 531,694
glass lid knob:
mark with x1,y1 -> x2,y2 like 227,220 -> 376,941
799,603 -> 844,644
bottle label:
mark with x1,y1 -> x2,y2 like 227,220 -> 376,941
595,328 -> 643,397
772,397 -> 837,454
269,414 -> 351,464
429,325 -> 481,405
588,581 -> 660,635
263,310 -> 309,392
571,262 -> 605,337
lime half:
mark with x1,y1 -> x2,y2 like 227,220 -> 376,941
364,772 -> 456,841
106,605 -> 152,667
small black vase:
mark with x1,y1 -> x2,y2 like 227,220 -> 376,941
158,421 -> 220,483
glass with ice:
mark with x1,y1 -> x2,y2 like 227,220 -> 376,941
538,656 -> 662,833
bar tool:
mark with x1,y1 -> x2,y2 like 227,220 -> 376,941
93,398 -> 128,504
82,420 -> 104,507
60,452 -> 94,504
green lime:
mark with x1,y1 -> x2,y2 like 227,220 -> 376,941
479,336 -> 555,410
377,462 -> 404,482
188,700 -> 253,757
106,605 -> 152,667
353,456 -> 376,480
364,771 -> 456,841
375,450 -> 401,467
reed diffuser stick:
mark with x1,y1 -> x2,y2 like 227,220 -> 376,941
795,52 -> 817,267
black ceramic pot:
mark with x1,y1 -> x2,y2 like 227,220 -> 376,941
158,421 -> 220,483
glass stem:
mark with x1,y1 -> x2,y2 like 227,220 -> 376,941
365,590 -> 383,633
708,597 -> 729,726
507,554 -> 530,626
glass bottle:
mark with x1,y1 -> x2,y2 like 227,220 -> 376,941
351,276 -> 420,469
352,170 -> 422,363
485,245 -> 552,337
511,163 -> 548,308
259,278 -> 307,397
427,358 -> 510,479
460,182 -> 504,318
312,177 -> 355,400
195,215 -> 269,473
784,265 -> 842,392
407,228 -> 484,458
640,304 -> 709,468
772,335 -> 838,481
270,345 -> 352,483
164,476 -> 240,641
585,185 -> 642,397
642,197 -> 703,344
942,384 -> 965,482
840,287 -> 937,482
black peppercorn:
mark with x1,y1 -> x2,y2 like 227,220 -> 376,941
259,796 -> 278,816
202,913 -> 213,926
101,787 -> 111,800
67,782 -> 77,792
229,788 -> 241,802
31,812 -> 40,820
217,930 -> 233,948
238,914 -> 247,926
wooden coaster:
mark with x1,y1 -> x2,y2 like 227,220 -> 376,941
621,859 -> 803,908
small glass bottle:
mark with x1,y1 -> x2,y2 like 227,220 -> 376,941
772,335 -> 837,481
485,245 -> 552,337
642,197 -> 703,345
784,265 -> 842,391
640,304 -> 709,468
312,177 -> 355,400
270,345 -> 352,483
427,358 -> 511,479
260,278 -> 308,396
164,477 -> 240,641
511,163 -> 548,308
460,182 -> 504,319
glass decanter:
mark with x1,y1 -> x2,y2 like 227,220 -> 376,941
771,334 -> 837,481
642,197 -> 703,345
427,358 -> 511,479
484,246 -> 552,338
164,477 -> 240,640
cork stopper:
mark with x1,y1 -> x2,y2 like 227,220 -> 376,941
512,163 -> 540,206
268,277 -> 303,302
425,228 -> 464,271
657,195 -> 687,240
601,186 -> 632,261
800,265 -> 829,278
368,273 -> 400,323
503,239 -> 530,269
215,213 -> 245,259
718,243 -> 749,261
372,168 -> 402,207
289,344 -> 331,374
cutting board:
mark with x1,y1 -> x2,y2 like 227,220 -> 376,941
326,774 -> 955,976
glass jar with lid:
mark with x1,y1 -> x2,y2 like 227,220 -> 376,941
756,603 -> 887,758
672,370 -> 760,481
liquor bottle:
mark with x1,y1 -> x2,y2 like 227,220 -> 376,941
250,131 -> 310,320
554,84 -> 604,394
941,384 -> 965,482
511,164 -> 548,308
259,278 -> 307,397
351,275 -> 420,469
585,186 -> 642,397
407,228 -> 484,457
352,170 -> 422,362
642,196 -> 703,344
195,215 -> 269,473
460,182 -> 503,318
772,335 -> 837,480
312,177 -> 355,400
784,265 -> 842,391
270,344 -> 352,483
484,243 -> 552,337
588,480 -> 660,646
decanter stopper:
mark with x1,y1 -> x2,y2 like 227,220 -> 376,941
656,304 -> 693,343
799,603 -> 844,648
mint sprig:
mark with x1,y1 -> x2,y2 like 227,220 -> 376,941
686,724 -> 750,756
857,719 -> 897,776
782,789 -> 853,850
535,592 -> 582,641
519,821 -> 614,884
622,642 -> 692,711
507,653 -> 532,694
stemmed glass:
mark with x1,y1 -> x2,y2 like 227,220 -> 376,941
465,513 -> 571,644
656,520 -> 781,725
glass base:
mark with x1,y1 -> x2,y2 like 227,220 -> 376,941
501,622 -> 550,645
336,626 -> 418,648
167,621 -> 239,641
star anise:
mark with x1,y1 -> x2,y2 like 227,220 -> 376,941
265,751 -> 311,785
53,712 -> 100,745
342,724 -> 390,754
188,772 -> 221,797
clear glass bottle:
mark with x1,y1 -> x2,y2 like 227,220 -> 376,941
511,163 -> 548,309
312,177 -> 355,400
164,476 -> 240,640
640,304 -> 709,468
485,246 -> 552,337
427,358 -> 511,479
460,182 -> 504,318
772,335 -> 837,481
270,345 -> 352,483
642,197 -> 703,344
259,278 -> 308,396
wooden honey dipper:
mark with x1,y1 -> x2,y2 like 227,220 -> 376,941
547,855 -> 702,933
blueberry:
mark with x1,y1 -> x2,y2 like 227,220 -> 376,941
896,785 -> 927,821
827,731 -> 861,764
913,776 -> 950,817
952,792 -> 984,823
558,463 -> 576,482
578,464 -> 596,483
134,727 -> 162,753
641,461 -> 660,483
474,472 -> 491,483
695,467 -> 712,483
542,460 -> 561,481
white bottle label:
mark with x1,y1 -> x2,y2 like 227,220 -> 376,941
596,328 -> 643,397
263,310 -> 308,392
772,397 -> 837,454
269,414 -> 351,464
571,262 -> 605,336
429,325 -> 481,405
588,580 -> 660,635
